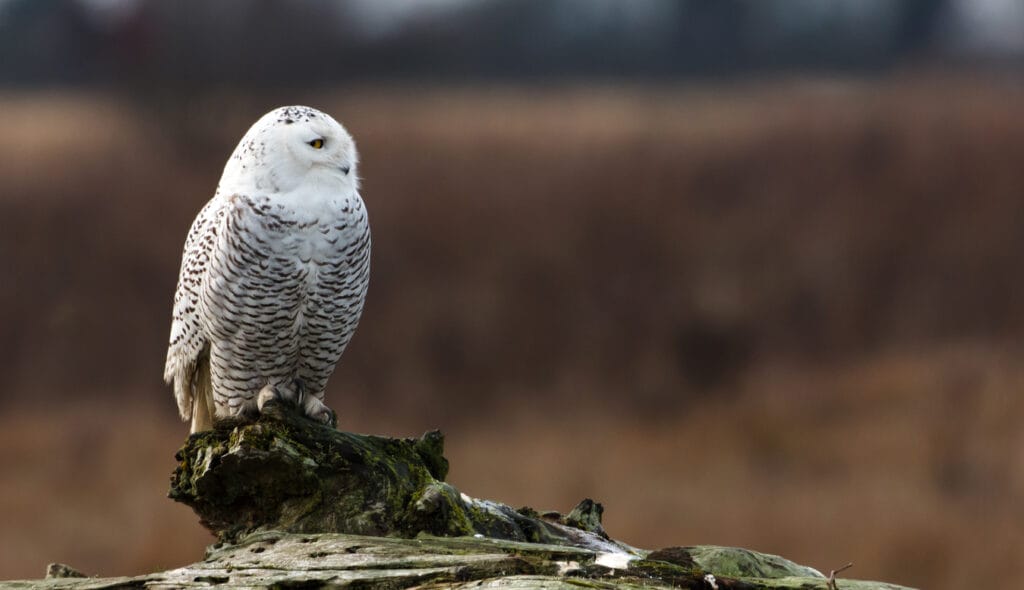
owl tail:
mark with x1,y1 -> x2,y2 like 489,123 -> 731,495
189,356 -> 215,433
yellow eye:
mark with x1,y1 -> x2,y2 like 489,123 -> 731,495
309,138 -> 324,149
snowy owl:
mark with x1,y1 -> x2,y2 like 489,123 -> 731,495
164,106 -> 370,433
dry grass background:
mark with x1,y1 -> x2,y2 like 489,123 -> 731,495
1,76 -> 1023,589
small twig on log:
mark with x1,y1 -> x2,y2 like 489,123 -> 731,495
826,562 -> 854,590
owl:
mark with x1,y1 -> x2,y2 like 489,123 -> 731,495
164,106 -> 370,433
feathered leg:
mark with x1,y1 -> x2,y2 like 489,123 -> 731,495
190,357 -> 215,433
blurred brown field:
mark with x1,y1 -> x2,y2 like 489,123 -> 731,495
1,76 -> 1023,589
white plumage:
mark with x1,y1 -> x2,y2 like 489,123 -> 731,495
164,106 -> 370,433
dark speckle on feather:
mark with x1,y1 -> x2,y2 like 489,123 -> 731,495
275,106 -> 320,125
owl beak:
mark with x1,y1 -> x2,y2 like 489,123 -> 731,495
339,165 -> 351,175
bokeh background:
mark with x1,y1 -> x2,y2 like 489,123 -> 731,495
2,2 -> 1023,588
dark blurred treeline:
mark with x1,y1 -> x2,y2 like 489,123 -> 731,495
0,0 -> 1014,88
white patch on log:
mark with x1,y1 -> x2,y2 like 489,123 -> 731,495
555,561 -> 580,575
594,552 -> 634,570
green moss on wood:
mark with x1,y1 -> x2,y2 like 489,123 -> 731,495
169,400 -> 637,554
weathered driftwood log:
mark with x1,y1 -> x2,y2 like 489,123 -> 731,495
13,532 -> 914,590
3,401 -> 915,589
169,399 -> 632,553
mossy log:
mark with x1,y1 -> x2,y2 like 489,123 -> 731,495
168,399 -> 632,553
4,401 -> 915,589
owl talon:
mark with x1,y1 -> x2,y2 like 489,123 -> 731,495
302,394 -> 336,428
255,382 -> 332,427
226,396 -> 261,426
257,385 -> 281,411
289,378 -> 306,406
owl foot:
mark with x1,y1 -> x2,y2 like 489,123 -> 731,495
256,384 -> 282,412
256,380 -> 336,428
292,378 -> 336,428
301,394 -> 337,428
256,379 -> 305,410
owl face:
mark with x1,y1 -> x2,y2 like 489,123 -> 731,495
220,106 -> 359,195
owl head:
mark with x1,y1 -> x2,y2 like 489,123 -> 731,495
218,106 -> 359,195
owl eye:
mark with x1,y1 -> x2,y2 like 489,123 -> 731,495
308,138 -> 325,149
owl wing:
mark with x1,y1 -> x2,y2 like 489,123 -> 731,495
164,196 -> 226,421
